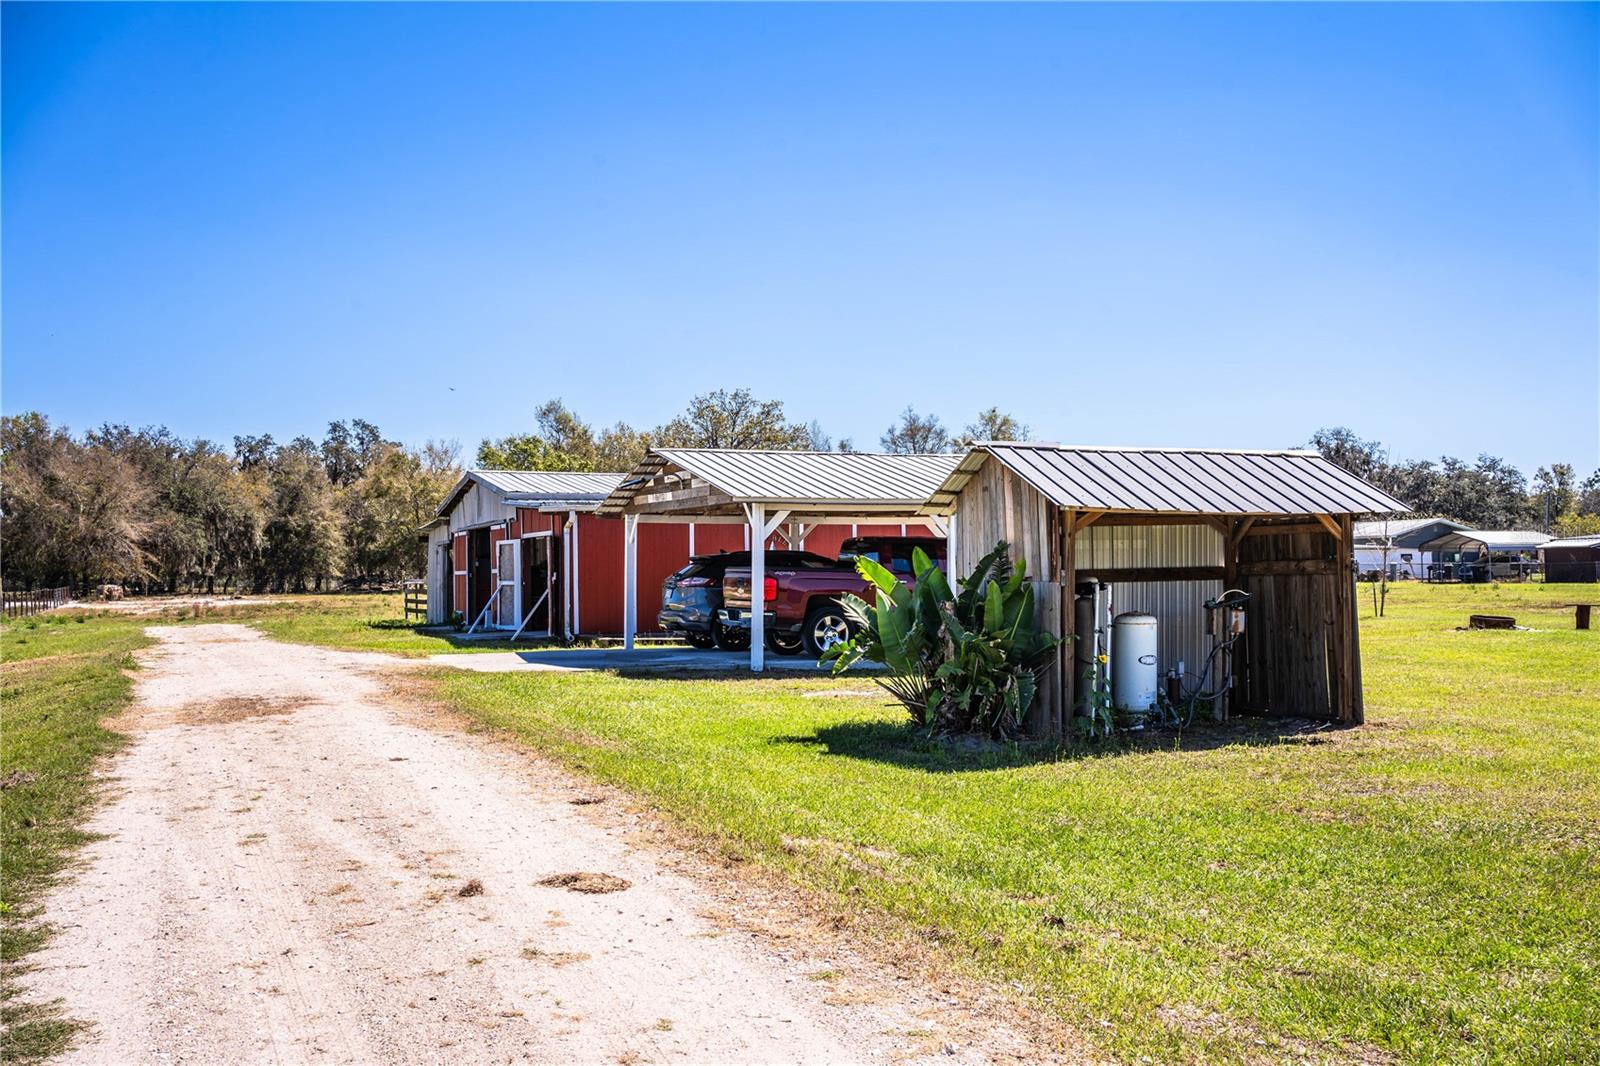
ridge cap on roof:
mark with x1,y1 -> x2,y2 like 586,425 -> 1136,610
654,447 -> 956,458
469,468 -> 627,476
979,441 -> 1322,457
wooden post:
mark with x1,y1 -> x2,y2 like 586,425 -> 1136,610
1060,508 -> 1077,737
1344,515 -> 1364,725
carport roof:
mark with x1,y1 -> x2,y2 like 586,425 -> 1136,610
596,449 -> 963,516
1419,530 -> 1553,552
922,443 -> 1411,517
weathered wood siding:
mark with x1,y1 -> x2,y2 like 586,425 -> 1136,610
447,481 -> 514,533
1236,526 -> 1360,722
425,524 -> 452,624
953,460 -> 1053,580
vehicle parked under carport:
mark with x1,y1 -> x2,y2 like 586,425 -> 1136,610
658,550 -> 836,650
720,536 -> 948,657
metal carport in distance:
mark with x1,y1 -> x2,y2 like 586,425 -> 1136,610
596,448 -> 963,671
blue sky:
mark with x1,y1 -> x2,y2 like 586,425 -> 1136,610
4,3 -> 1596,476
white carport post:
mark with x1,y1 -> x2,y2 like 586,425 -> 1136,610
743,503 -> 789,673
622,513 -> 639,650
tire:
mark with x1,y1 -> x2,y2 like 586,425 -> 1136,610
765,630 -> 804,656
801,602 -> 854,658
712,619 -> 749,651
684,631 -> 716,650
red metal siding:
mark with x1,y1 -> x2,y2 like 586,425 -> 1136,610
799,524 -> 851,559
573,516 -> 693,635
691,524 -> 745,557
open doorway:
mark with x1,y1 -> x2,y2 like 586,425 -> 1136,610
517,534 -> 554,637
467,528 -> 493,623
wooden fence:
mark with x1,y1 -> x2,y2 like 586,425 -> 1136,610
3,586 -> 72,619
402,580 -> 427,623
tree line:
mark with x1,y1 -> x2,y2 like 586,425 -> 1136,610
1306,427 -> 1600,536
1,414 -> 460,594
6,400 -> 1591,596
475,390 -> 1028,470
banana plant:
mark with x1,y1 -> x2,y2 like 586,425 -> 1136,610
824,541 -> 1059,737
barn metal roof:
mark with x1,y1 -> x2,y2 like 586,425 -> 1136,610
598,449 -> 963,514
1539,534 -> 1600,550
1419,530 -> 1553,552
922,443 -> 1410,517
436,470 -> 625,517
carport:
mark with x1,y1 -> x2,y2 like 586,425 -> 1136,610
595,449 -> 963,670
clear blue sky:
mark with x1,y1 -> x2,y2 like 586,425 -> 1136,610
5,3 -> 1596,476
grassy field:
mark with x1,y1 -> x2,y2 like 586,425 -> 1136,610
415,580 -> 1599,1064
0,612 -> 152,1061
4,583 -> 1596,1063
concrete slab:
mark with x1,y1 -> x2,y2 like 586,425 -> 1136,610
426,646 -> 844,674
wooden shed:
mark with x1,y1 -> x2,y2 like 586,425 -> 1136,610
920,444 -> 1410,734
1540,535 -> 1600,583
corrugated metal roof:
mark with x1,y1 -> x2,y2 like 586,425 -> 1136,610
472,470 -> 624,497
1420,530 -> 1553,552
599,449 -> 963,513
1540,535 -> 1600,550
924,443 -> 1410,516
436,470 -> 625,517
1353,517 -> 1467,542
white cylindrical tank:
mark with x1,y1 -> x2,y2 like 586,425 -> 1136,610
1112,612 -> 1159,713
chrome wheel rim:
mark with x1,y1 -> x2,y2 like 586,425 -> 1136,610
812,615 -> 850,650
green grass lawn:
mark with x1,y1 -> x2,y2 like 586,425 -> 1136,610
0,612 -> 152,1062
419,580 -> 1599,1064
3,583 -> 1595,1063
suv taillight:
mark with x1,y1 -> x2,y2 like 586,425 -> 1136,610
763,577 -> 778,601
678,576 -> 712,588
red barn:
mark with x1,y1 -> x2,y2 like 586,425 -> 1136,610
423,469 -> 881,638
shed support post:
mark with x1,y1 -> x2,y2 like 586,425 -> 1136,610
623,514 -> 639,651
1060,509 -> 1076,738
1342,515 -> 1364,725
743,505 -> 790,673
946,512 -> 958,576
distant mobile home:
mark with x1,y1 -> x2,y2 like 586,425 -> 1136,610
1352,517 -> 1469,579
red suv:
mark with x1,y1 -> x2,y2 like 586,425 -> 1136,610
719,536 -> 948,657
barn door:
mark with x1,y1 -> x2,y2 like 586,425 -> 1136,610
495,539 -> 520,628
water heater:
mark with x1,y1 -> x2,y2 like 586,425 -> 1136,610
1111,612 -> 1159,713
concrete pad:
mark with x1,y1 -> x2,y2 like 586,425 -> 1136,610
427,645 -> 841,674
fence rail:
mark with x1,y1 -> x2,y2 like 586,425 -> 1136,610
402,580 -> 427,623
3,586 -> 72,619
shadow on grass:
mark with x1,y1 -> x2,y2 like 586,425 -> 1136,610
776,715 -> 1349,774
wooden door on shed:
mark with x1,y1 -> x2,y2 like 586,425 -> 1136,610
1235,527 -> 1349,721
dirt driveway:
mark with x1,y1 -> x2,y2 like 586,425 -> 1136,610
27,625 -> 1055,1065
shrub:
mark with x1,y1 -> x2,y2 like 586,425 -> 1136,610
824,541 -> 1059,738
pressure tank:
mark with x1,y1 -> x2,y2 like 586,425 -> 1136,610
1111,612 -> 1159,713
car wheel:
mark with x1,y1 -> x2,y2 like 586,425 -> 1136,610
712,619 -> 749,651
802,603 -> 853,658
684,631 -> 716,650
765,630 -> 804,656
